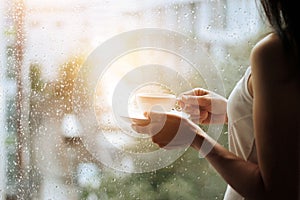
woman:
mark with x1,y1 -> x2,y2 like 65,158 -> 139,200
132,0 -> 299,199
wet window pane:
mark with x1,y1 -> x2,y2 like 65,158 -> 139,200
0,0 -> 267,199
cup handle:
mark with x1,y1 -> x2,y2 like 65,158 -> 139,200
174,98 -> 182,112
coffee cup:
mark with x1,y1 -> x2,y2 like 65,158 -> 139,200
136,93 -> 177,113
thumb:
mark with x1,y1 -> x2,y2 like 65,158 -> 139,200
144,110 -> 167,123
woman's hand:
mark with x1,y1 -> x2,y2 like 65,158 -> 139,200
178,88 -> 228,124
131,111 -> 202,149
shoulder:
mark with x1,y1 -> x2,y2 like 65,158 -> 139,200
250,33 -> 283,71
250,33 -> 297,81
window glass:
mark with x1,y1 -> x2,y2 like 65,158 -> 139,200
0,0 -> 268,199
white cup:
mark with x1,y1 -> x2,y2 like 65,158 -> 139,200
136,93 -> 177,113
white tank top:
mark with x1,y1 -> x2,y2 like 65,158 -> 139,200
223,66 -> 257,200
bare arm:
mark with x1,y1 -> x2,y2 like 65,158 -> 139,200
250,33 -> 299,199
192,132 -> 265,199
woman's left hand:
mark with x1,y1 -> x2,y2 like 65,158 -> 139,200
131,111 -> 201,149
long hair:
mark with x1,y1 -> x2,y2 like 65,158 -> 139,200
258,0 -> 299,57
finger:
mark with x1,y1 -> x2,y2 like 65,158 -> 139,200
200,113 -> 213,124
200,113 -> 227,124
177,88 -> 195,97
132,120 -> 165,136
185,109 -> 200,118
190,110 -> 207,120
178,88 -> 209,97
190,110 -> 208,124
200,110 -> 209,122
147,112 -> 168,135
147,111 -> 167,122
177,91 -> 198,109
183,104 -> 200,114
183,103 -> 209,113
131,117 -> 150,126
193,88 -> 210,96
181,95 -> 211,108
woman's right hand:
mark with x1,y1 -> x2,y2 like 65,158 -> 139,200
178,88 -> 228,125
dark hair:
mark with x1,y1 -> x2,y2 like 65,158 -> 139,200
258,0 -> 299,56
